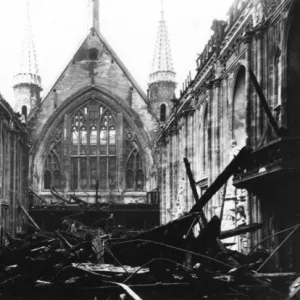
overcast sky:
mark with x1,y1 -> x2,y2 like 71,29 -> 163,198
0,0 -> 233,107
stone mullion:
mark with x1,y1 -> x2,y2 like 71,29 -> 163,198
116,114 -> 123,192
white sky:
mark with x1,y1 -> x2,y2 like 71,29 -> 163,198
0,0 -> 233,107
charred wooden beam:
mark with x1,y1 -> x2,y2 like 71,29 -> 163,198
19,205 -> 41,231
50,187 -> 72,204
190,146 -> 252,214
249,69 -> 286,137
184,158 -> 207,226
220,223 -> 263,239
28,188 -> 48,205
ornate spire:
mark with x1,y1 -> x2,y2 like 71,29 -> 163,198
14,1 -> 41,88
20,1 -> 39,76
149,0 -> 176,85
13,0 -> 42,114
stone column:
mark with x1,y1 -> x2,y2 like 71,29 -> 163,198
165,136 -> 171,222
116,113 -> 124,192
173,129 -> 179,213
243,31 -> 253,147
12,132 -> 17,236
255,26 -> 265,139
63,114 -> 70,193
206,82 -> 213,219
161,143 -> 167,224
211,79 -> 221,211
184,114 -> 189,211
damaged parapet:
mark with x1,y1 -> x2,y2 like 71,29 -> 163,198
195,0 -> 248,72
13,72 -> 41,87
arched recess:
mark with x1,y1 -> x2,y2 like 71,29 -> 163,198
285,0 -> 300,136
232,66 -> 247,148
31,87 -> 153,193
160,104 -> 166,122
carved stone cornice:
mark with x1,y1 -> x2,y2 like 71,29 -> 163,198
213,78 -> 222,88
242,31 -> 254,44
254,25 -> 266,40
205,81 -> 213,90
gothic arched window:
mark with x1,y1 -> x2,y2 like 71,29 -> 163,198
160,104 -> 166,122
232,67 -> 246,147
80,126 -> 87,145
136,169 -> 144,190
126,170 -> 134,189
126,148 -> 144,190
43,101 -> 145,193
43,146 -> 61,190
53,170 -> 61,189
72,127 -> 78,144
44,170 -> 51,190
68,104 -> 118,191
90,126 -> 97,145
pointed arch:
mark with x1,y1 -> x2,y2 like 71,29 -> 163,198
232,66 -> 246,148
160,104 -> 167,121
34,87 -> 153,193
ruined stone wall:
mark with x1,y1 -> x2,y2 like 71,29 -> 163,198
0,96 -> 29,238
156,0 -> 293,256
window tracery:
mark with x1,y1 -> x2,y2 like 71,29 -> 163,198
125,140 -> 144,191
43,143 -> 61,190
43,100 -> 145,193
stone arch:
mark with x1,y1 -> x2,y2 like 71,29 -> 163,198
31,86 -> 153,192
231,65 -> 247,148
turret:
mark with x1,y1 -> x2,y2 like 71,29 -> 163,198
13,1 -> 42,120
148,0 -> 176,123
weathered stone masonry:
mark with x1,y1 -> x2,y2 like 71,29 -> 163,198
156,0 -> 300,270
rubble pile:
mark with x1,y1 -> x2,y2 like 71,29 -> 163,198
0,149 -> 299,299
0,215 -> 298,299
